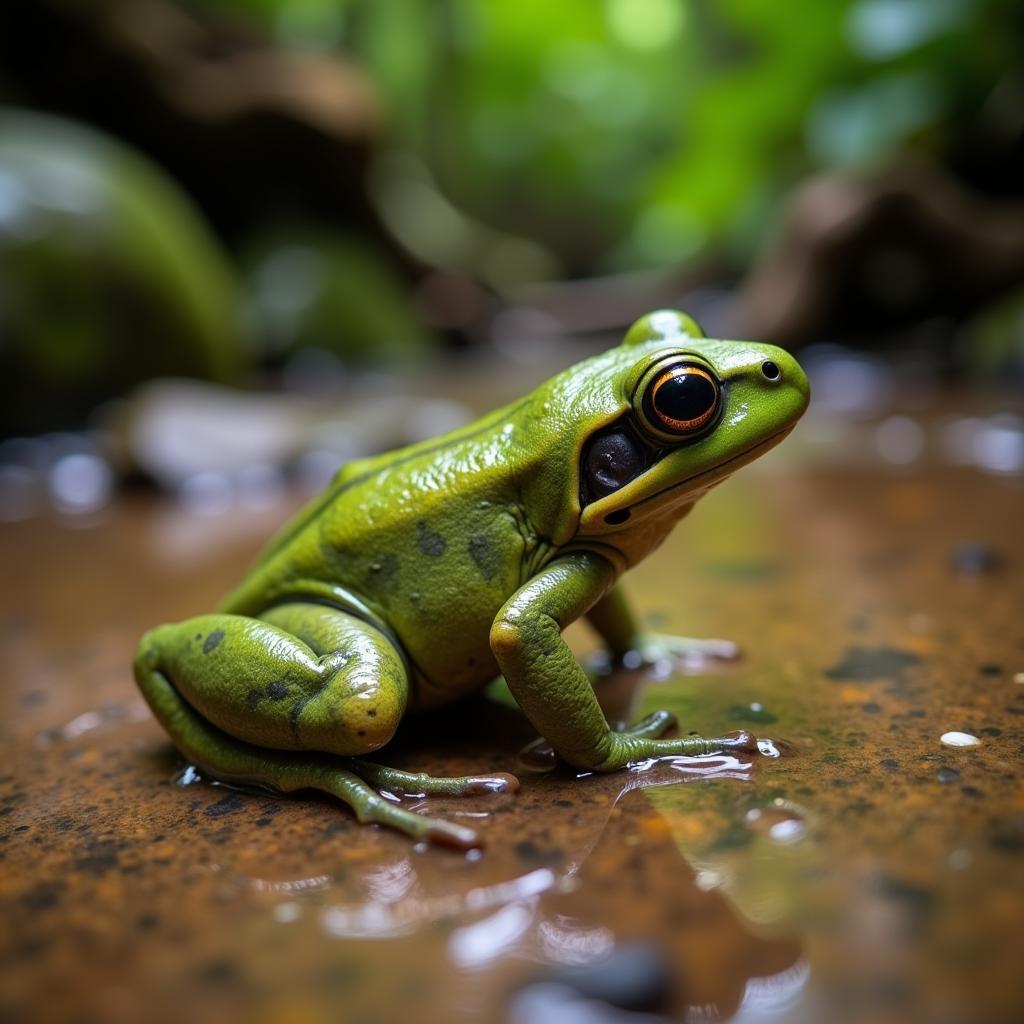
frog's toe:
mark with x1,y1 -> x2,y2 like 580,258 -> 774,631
422,817 -> 483,850
464,772 -> 520,795
720,729 -> 758,753
346,759 -> 520,798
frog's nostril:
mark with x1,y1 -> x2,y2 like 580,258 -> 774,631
761,360 -> 781,382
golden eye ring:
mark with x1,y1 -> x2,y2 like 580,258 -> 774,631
646,365 -> 719,434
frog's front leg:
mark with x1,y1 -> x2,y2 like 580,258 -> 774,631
490,553 -> 755,772
133,602 -> 512,848
586,582 -> 740,670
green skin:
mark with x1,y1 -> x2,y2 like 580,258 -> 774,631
135,310 -> 810,848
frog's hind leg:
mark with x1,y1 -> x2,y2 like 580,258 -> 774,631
133,602 -> 485,847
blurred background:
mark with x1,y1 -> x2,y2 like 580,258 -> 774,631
3,7 -> 1024,1024
0,0 -> 1022,516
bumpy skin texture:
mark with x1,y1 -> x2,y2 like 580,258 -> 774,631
134,310 -> 810,847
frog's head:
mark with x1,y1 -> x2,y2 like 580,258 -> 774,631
527,310 -> 809,549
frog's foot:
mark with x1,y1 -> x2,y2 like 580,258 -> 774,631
624,633 -> 740,673
596,721 -> 757,770
345,759 -> 520,797
315,768 -> 483,849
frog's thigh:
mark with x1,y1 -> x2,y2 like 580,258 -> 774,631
137,603 -> 407,756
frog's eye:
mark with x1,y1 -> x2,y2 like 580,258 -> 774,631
643,364 -> 719,436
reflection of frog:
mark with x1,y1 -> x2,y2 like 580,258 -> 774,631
134,310 -> 809,847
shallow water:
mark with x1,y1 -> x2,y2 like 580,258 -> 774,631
1,402 -> 1022,1024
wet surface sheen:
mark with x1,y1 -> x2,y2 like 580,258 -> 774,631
2,419 -> 1023,1024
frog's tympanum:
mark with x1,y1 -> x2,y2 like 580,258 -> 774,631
135,311 -> 809,848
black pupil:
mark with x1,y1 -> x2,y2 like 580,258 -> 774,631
654,371 -> 717,427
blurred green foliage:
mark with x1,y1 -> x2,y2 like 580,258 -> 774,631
241,225 -> 435,366
195,0 -> 1023,276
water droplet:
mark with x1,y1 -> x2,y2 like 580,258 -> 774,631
174,765 -> 204,786
940,731 -> 980,748
745,801 -> 808,844
757,737 -> 797,758
768,818 -> 806,844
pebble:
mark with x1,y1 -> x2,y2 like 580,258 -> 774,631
940,731 -> 981,748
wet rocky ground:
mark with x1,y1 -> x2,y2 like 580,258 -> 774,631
1,399 -> 1022,1024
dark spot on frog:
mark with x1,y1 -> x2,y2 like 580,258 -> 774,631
515,839 -> 564,865
880,758 -> 899,769
267,681 -> 289,701
554,799 -> 573,808
468,533 -> 502,581
194,633 -> 201,641
825,646 -> 920,681
136,912 -> 160,931
204,792 -> 247,818
416,520 -> 447,558
978,663 -> 1003,676
862,702 -> 882,714
937,767 -> 960,783
980,726 -> 1002,736
366,709 -> 377,718
202,630 -> 225,654
245,689 -> 262,710
961,785 -> 983,798
357,729 -> 366,737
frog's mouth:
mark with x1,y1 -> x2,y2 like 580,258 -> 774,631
579,425 -> 794,532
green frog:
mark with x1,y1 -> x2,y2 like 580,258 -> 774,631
134,310 -> 809,848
